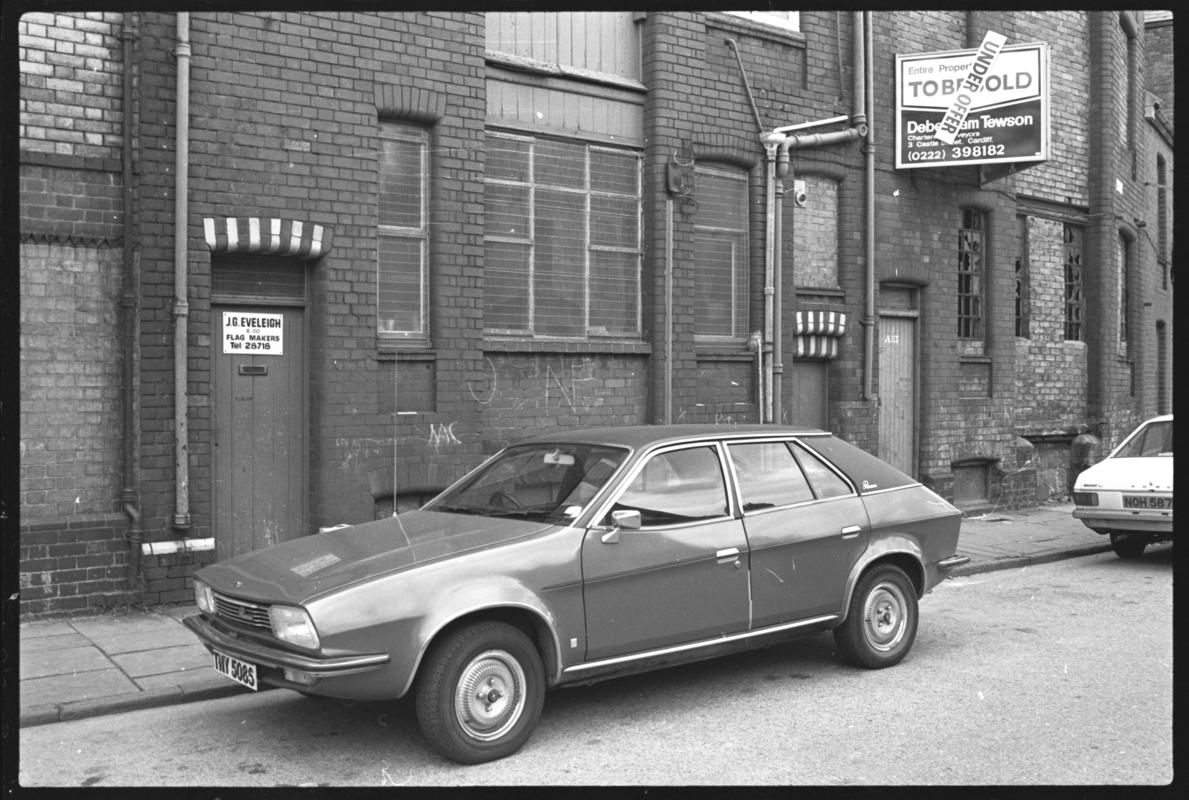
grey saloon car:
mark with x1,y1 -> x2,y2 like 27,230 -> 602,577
185,424 -> 967,763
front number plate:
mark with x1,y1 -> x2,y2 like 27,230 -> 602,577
212,649 -> 258,690
1122,495 -> 1172,510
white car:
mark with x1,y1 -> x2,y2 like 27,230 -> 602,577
1073,414 -> 1173,559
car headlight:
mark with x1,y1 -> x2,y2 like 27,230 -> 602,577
193,579 -> 215,614
269,605 -> 321,650
1073,491 -> 1098,507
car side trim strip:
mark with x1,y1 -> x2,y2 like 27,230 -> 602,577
562,614 -> 839,675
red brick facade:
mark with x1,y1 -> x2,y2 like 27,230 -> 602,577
16,10 -> 1173,615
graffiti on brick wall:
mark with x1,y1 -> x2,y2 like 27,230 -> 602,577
426,422 -> 461,450
335,437 -> 390,473
336,421 -> 466,472
469,356 -> 606,414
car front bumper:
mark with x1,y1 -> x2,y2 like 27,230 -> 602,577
183,613 -> 390,679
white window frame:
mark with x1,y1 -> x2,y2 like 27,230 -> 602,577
377,122 -> 429,343
725,11 -> 800,33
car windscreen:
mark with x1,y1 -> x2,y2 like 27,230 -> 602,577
426,443 -> 629,522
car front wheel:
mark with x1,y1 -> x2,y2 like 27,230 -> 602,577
1109,532 -> 1147,559
414,621 -> 545,764
834,564 -> 919,669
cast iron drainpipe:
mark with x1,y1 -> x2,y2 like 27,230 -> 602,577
769,124 -> 865,424
120,14 -> 143,587
766,12 -> 874,421
862,11 -> 877,402
173,12 -> 191,529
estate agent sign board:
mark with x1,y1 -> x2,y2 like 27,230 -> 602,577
896,34 -> 1050,170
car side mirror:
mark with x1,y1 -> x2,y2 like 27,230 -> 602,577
613,509 -> 642,529
600,509 -> 642,543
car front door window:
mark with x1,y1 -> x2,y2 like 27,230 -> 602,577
612,445 -> 730,526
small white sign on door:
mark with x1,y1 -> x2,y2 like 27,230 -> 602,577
223,311 -> 283,355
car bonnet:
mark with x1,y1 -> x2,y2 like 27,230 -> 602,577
195,510 -> 556,605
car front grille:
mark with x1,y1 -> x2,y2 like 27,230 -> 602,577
212,592 -> 272,631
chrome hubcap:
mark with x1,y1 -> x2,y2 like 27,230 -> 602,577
862,581 -> 908,652
454,649 -> 526,741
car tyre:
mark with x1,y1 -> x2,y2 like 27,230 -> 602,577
1109,532 -> 1147,559
414,621 -> 545,764
834,564 -> 918,669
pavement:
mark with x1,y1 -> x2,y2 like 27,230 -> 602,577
16,502 -> 1115,728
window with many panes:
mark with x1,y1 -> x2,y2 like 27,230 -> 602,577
1157,155 -> 1169,290
1117,234 -> 1129,354
958,208 -> 984,340
378,123 -> 428,342
694,166 -> 750,342
1063,223 -> 1084,341
1015,216 -> 1030,338
483,131 -> 641,338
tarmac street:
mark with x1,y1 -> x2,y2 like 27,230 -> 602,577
17,502 -> 1116,728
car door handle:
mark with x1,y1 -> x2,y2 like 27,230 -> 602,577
840,525 -> 862,538
716,547 -> 740,560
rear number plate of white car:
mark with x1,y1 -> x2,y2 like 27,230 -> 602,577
1123,495 -> 1171,510
213,649 -> 258,690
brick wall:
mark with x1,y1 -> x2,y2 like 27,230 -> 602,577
19,11 -> 125,162
1004,11 -> 1092,206
1014,216 -> 1090,429
19,241 -> 125,519
131,11 -> 490,551
19,11 -> 131,615
19,514 -> 134,615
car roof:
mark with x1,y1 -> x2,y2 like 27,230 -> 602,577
516,424 -> 830,450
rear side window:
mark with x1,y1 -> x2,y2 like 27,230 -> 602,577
728,442 -> 815,511
790,442 -> 854,499
798,435 -> 916,493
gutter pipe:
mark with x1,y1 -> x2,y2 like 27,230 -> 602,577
730,23 -> 875,422
663,197 -> 674,423
861,11 -> 877,401
173,12 -> 191,529
120,14 -> 143,589
769,125 -> 865,424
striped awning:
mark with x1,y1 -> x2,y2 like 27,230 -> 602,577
794,310 -> 846,360
203,217 -> 332,260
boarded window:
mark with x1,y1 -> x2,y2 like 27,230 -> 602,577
486,12 -> 640,81
790,176 -> 839,289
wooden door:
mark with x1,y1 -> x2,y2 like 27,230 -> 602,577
878,313 -> 917,477
212,306 -> 307,560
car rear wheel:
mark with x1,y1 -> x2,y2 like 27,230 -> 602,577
414,621 -> 545,764
834,564 -> 918,669
1109,532 -> 1147,559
